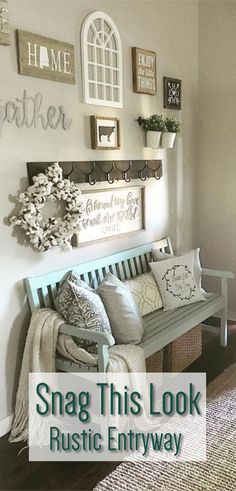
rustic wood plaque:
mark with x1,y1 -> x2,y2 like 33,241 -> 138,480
132,47 -> 156,95
75,186 -> 145,245
16,30 -> 75,84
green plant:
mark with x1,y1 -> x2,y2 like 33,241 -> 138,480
164,117 -> 181,133
137,114 -> 166,132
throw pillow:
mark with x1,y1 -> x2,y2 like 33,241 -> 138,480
97,273 -> 144,344
152,248 -> 203,289
124,272 -> 163,316
150,251 -> 206,311
55,273 -> 112,353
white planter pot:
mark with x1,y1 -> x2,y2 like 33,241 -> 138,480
161,132 -> 176,149
146,131 -> 162,149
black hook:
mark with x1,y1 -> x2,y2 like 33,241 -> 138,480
153,167 -> 161,180
85,162 -> 96,186
139,161 -> 148,182
105,162 -> 115,184
122,161 -> 132,183
63,162 -> 74,179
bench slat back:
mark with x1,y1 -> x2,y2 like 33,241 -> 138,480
25,237 -> 172,312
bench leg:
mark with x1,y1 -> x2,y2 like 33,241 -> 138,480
220,307 -> 228,347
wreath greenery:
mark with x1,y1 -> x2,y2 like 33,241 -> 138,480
9,163 -> 83,252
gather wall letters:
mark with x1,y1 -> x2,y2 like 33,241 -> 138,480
0,90 -> 73,137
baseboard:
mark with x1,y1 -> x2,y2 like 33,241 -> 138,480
0,414 -> 13,437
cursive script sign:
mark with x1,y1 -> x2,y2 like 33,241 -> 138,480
77,186 -> 145,244
0,90 -> 72,137
16,30 -> 75,84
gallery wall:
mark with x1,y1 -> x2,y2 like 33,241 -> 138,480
0,0 -> 198,427
196,0 -> 236,319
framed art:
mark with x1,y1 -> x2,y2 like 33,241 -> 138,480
132,47 -> 156,95
76,186 -> 145,244
81,11 -> 123,108
163,77 -> 182,109
90,116 -> 120,150
16,30 -> 75,84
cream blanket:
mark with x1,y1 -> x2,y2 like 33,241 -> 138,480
9,308 -> 146,443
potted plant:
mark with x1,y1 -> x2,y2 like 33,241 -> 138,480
161,117 -> 181,149
137,114 -> 166,149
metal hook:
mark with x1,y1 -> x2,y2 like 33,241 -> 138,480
63,162 -> 74,179
122,161 -> 132,183
105,162 -> 114,184
85,162 -> 96,186
139,161 -> 148,182
153,167 -> 161,180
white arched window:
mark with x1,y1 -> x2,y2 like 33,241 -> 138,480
81,11 -> 123,108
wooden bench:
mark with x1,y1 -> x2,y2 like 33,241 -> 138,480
25,237 -> 234,372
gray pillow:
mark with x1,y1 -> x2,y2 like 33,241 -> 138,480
97,273 -> 144,344
55,273 -> 112,353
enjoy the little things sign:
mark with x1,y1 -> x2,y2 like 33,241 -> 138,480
16,30 -> 75,84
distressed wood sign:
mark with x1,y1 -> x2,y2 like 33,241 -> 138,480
132,47 -> 156,95
16,30 -> 75,84
0,0 -> 10,46
76,186 -> 145,244
0,90 -> 72,138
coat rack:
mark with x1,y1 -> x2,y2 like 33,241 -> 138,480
27,160 -> 162,185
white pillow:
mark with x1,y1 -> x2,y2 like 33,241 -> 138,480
152,248 -> 202,289
124,272 -> 163,316
150,251 -> 206,311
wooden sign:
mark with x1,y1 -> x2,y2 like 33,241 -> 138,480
132,47 -> 156,95
16,30 -> 75,84
77,186 -> 145,244
163,77 -> 182,109
0,0 -> 10,46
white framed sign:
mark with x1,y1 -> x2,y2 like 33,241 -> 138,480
77,186 -> 145,244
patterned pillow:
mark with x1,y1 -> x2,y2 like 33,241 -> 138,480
124,273 -> 162,316
150,251 -> 206,311
55,273 -> 112,352
152,248 -> 203,289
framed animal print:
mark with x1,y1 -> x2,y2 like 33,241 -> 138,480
163,77 -> 182,109
90,116 -> 120,150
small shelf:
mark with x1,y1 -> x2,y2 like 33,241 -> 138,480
27,160 -> 162,185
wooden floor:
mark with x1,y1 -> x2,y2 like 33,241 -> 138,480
1,324 -> 236,491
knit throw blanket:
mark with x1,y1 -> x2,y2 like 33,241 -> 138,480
9,308 -> 146,443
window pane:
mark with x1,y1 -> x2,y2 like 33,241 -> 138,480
89,83 -> 95,98
97,66 -> 103,82
88,64 -> 95,81
113,70 -> 119,85
98,84 -> 104,99
111,35 -> 117,50
88,45 -> 94,62
106,85 -> 112,100
105,49 -> 110,66
96,47 -> 102,64
105,68 -> 111,83
87,26 -> 94,44
113,52 -> 118,68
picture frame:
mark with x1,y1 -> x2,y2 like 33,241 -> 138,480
74,185 -> 145,245
90,116 -> 120,150
163,77 -> 182,109
132,47 -> 157,95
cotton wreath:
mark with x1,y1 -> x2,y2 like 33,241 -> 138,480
9,163 -> 83,252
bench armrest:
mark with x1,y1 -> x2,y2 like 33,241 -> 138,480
59,323 -> 115,347
202,268 -> 234,279
202,268 -> 234,299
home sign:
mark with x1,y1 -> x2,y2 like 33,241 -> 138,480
16,30 -> 75,84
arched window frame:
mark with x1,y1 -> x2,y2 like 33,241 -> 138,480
81,11 -> 123,108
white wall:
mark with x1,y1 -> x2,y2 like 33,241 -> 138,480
196,0 -> 236,318
0,0 -> 198,423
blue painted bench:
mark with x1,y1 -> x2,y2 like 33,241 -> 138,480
25,237 -> 234,372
